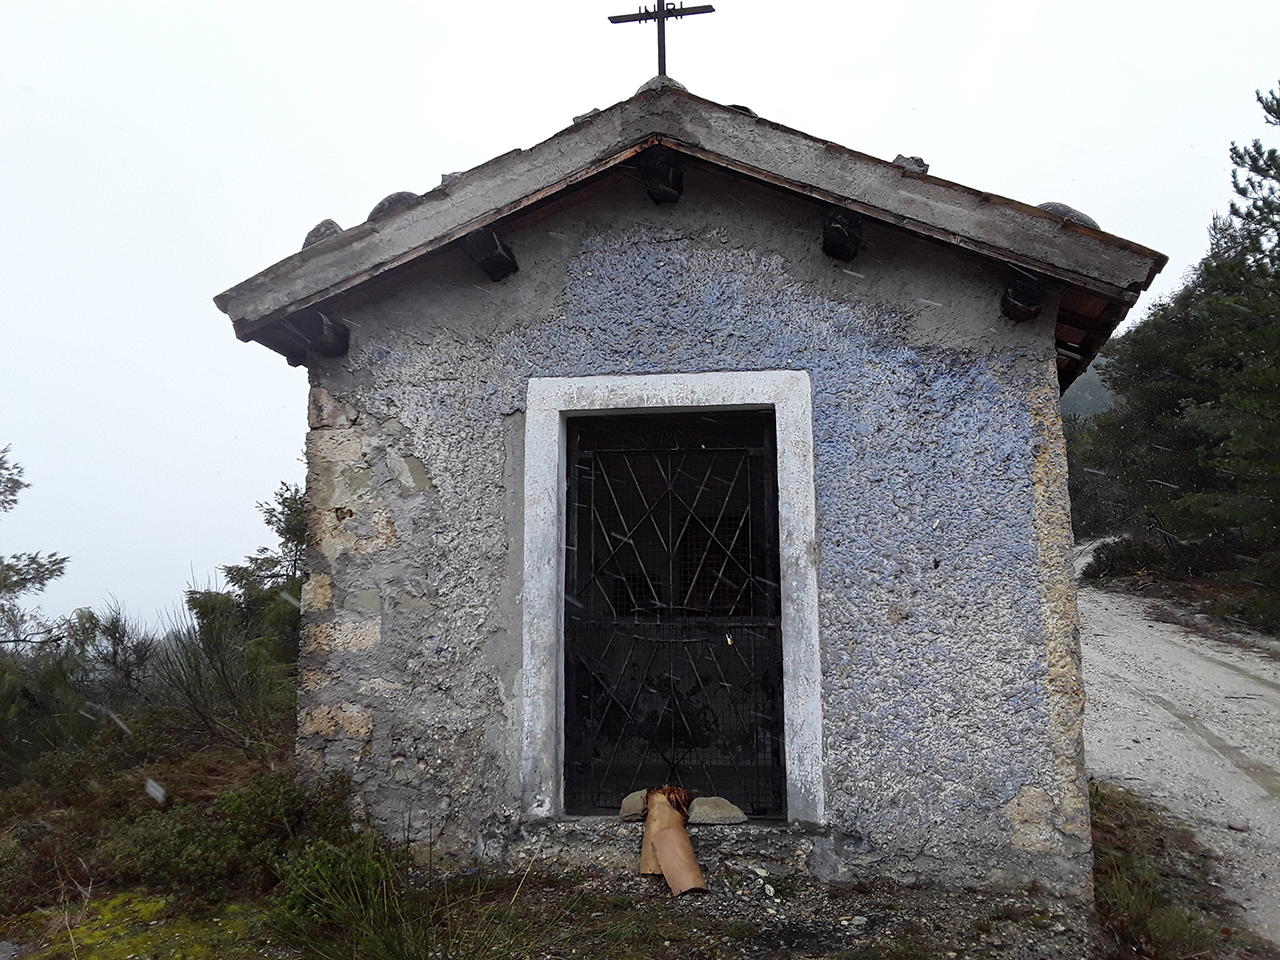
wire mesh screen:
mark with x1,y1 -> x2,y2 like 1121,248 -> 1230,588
564,411 -> 785,817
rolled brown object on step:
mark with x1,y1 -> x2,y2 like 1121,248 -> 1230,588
639,788 -> 678,874
639,786 -> 706,894
650,820 -> 707,895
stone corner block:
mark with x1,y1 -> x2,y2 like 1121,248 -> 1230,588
309,386 -> 360,429
306,428 -> 365,464
301,703 -> 373,740
304,619 -> 381,656
1002,785 -> 1062,855
302,573 -> 333,613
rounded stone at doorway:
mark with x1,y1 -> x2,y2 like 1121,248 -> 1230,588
619,791 -> 748,824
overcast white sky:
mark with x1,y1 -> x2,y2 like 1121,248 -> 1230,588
2,0 -> 1278,626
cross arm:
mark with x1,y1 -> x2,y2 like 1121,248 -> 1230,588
609,4 -> 714,24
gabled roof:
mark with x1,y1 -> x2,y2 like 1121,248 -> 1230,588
214,81 -> 1166,388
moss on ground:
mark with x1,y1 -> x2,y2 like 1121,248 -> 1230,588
6,892 -> 283,960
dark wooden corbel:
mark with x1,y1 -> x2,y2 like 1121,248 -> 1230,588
637,145 -> 683,205
465,228 -> 519,282
1001,270 -> 1046,322
310,312 -> 351,357
275,311 -> 351,367
821,208 -> 862,262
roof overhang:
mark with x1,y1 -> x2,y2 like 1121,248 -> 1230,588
214,83 -> 1166,389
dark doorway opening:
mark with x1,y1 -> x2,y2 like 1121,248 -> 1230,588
563,410 -> 785,817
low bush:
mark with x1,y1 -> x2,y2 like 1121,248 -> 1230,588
1082,538 -> 1170,580
1202,559 -> 1280,633
0,751 -> 352,914
101,770 -> 351,899
1081,536 -> 1237,581
155,595 -> 296,760
1082,537 -> 1280,633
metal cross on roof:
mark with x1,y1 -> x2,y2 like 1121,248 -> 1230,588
608,2 -> 715,79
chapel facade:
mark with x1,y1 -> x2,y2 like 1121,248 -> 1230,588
216,80 -> 1165,894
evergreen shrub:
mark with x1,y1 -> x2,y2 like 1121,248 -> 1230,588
101,770 -> 352,898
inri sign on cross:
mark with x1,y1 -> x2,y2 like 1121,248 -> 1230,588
608,2 -> 715,78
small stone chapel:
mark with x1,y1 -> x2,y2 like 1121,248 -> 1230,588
215,78 -> 1165,894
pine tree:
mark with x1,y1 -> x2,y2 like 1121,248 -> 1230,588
0,446 -> 68,645
1070,86 -> 1280,630
0,450 -> 82,782
1230,84 -> 1280,267
187,482 -> 306,665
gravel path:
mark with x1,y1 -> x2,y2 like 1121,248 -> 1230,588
1080,586 -> 1280,943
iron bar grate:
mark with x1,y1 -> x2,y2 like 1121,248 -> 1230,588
564,411 -> 784,816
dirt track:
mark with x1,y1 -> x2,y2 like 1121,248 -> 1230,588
1080,586 -> 1280,943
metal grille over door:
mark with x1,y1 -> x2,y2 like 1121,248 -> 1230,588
564,411 -> 784,816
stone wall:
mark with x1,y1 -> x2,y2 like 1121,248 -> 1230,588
294,160 -> 1088,892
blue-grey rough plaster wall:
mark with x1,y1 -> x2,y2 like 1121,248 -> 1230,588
301,163 -> 1079,887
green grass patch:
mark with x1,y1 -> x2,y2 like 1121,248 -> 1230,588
1091,780 -> 1250,959
269,837 -> 712,960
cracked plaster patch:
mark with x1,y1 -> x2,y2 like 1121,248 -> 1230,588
1003,785 -> 1062,854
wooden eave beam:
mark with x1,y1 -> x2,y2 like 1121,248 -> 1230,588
230,132 -> 1159,369
231,139 -> 662,345
1055,296 -> 1131,392
1058,287 -> 1111,319
664,139 -> 1149,307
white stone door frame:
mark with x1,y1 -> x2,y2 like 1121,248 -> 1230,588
521,370 -> 824,823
